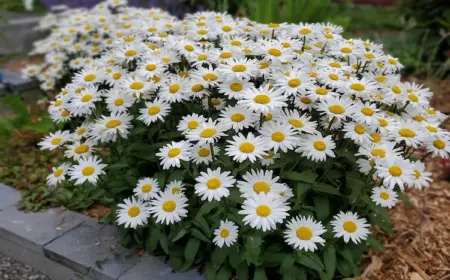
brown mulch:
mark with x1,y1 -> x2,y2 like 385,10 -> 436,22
0,55 -> 44,72
81,204 -> 111,219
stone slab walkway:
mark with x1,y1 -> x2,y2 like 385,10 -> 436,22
0,184 -> 205,280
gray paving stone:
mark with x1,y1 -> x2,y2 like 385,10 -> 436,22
119,255 -> 204,280
0,206 -> 87,254
44,223 -> 140,280
0,184 -> 21,210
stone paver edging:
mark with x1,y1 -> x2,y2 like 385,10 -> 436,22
0,184 -> 204,280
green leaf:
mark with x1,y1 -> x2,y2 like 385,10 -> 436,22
296,182 -> 310,201
254,267 -> 268,280
228,246 -> 245,268
159,130 -> 182,140
323,246 -> 336,279
296,253 -> 325,272
346,171 -> 365,201
154,172 -> 167,188
191,228 -> 210,243
216,265 -> 232,280
159,231 -> 169,254
366,235 -> 384,252
168,255 -> 183,271
313,196 -> 329,221
336,259 -> 353,277
196,201 -> 220,218
205,262 -> 217,280
167,170 -> 185,182
146,227 -> 160,252
212,247 -> 227,268
235,262 -> 249,280
228,188 -> 244,204
245,235 -> 262,264
267,156 -> 297,169
280,254 -> 295,275
397,191 -> 413,208
281,170 -> 318,183
171,228 -> 188,242
193,216 -> 211,237
184,237 -> 201,261
313,183 -> 341,196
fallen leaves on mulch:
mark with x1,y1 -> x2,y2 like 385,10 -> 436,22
0,55 -> 44,72
81,204 -> 111,219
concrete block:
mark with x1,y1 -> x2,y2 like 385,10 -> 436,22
0,206 -> 87,254
0,183 -> 21,210
119,255 -> 204,280
44,223 -> 140,280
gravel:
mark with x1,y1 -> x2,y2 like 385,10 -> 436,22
0,252 -> 51,280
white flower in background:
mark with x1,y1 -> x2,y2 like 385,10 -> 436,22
238,85 -> 287,114
133,177 -> 160,200
46,163 -> 71,186
225,132 -> 269,163
371,186 -> 398,208
90,113 -> 133,143
138,99 -> 171,125
296,134 -> 336,162
213,220 -> 239,248
166,180 -> 185,194
190,144 -> 219,165
376,156 -> 415,189
38,130 -> 71,150
259,121 -> 299,153
331,211 -> 370,244
194,167 -> 236,201
116,197 -> 150,229
284,216 -> 326,252
410,161 -> 433,189
237,169 -> 285,198
156,141 -> 192,170
64,140 -> 96,160
68,155 -> 107,185
149,190 -> 188,225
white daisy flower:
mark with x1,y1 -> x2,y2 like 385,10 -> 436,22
225,132 -> 269,163
296,134 -> 336,162
331,211 -> 370,244
390,120 -> 425,148
133,177 -> 160,200
342,122 -> 372,145
284,216 -> 326,252
138,99 -> 171,125
38,130 -> 71,150
424,136 -> 450,158
46,163 -> 71,186
177,113 -> 206,133
371,186 -> 398,208
68,155 -> 107,185
190,144 -> 219,165
238,85 -> 287,114
376,156 -> 415,189
237,169 -> 286,198
158,76 -> 190,103
218,58 -> 258,81
238,192 -> 290,232
90,113 -> 133,143
186,119 -> 227,145
318,97 -> 354,120
356,158 -> 376,175
156,141 -> 192,170
410,161 -> 432,189
64,140 -> 96,160
213,220 -> 239,248
273,69 -> 313,96
105,90 -> 134,114
219,105 -> 258,132
194,167 -> 236,202
149,190 -> 188,225
116,197 -> 150,229
259,121 -> 299,153
260,151 -> 281,166
165,180 -> 185,194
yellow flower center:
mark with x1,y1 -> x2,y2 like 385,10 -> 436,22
299,28 -> 311,35
147,106 -> 160,115
162,200 -> 176,212
296,226 -> 313,240
168,148 -> 181,158
388,58 -> 397,65
82,166 -> 95,176
343,221 -> 357,233
77,128 -> 86,135
81,94 -> 93,103
54,100 -> 62,107
231,113 -> 245,122
253,95 -> 271,104
371,148 -> 386,158
340,47 -> 352,53
229,83 -> 243,92
315,88 -> 328,95
232,64 -> 247,72
220,228 -> 230,238
268,48 -> 282,56
288,78 -> 301,88
433,139 -> 445,149
187,120 -> 199,129
361,107 -> 374,116
268,23 -> 279,28
130,82 -> 144,90
399,128 -> 415,138
370,133 -> 381,143
51,137 -> 62,145
75,144 -> 89,154
288,119 -> 303,128
328,74 -> 339,81
162,57 -> 170,63
265,113 -> 273,121
301,97 -> 312,104
256,205 -> 271,217
350,83 -> 365,92
239,142 -> 255,153
84,74 -> 96,82
364,53 -> 375,59
313,140 -> 326,151
220,52 -> 232,59
378,119 -> 388,127
191,84 -> 203,92
260,62 -> 269,69
106,120 -> 121,128
328,104 -> 345,114
426,125 -> 437,133
281,42 -> 291,48
380,192 -> 390,200
211,98 -> 221,105
354,124 -> 365,134
200,128 -> 216,138
140,184 -> 152,192
54,169 -> 63,177
376,76 -> 387,83
329,62 -> 341,68
171,187 -> 180,194
408,94 -> 419,102
392,85 -> 401,94
231,40 -> 242,46
169,83 -> 180,93
207,178 -> 221,189
113,98 -> 124,106
253,182 -> 270,194
198,148 -> 210,157
263,151 -> 273,159
146,64 -> 157,71
203,73 -> 218,81
127,206 -> 140,217
389,166 -> 403,177
184,45 -> 194,51
271,132 -> 285,142
414,170 -> 421,179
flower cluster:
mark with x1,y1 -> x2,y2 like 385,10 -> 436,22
30,0 -> 449,278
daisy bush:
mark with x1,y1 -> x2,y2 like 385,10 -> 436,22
26,0 -> 450,279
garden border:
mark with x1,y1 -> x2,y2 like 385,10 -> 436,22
0,184 -> 204,280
